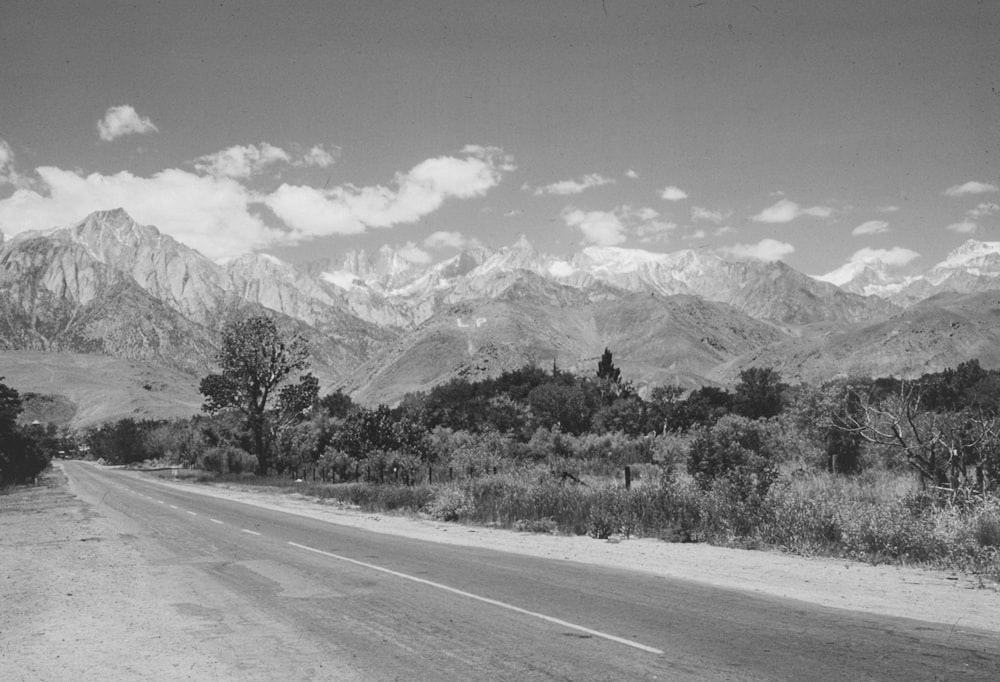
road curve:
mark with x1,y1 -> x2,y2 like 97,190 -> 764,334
62,461 -> 1000,680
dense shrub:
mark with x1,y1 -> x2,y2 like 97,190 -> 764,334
197,445 -> 257,475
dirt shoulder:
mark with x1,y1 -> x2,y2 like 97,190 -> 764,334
0,467 -> 261,681
154,473 -> 1000,634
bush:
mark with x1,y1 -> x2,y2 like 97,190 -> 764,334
425,485 -> 472,521
688,415 -> 780,497
197,446 -> 257,475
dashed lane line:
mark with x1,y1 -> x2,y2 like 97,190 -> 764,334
242,529 -> 261,536
210,519 -> 223,524
288,541 -> 664,655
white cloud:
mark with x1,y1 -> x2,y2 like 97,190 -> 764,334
682,229 -> 708,241
193,142 -> 340,178
969,202 -> 999,219
946,221 -> 978,234
944,203 -> 999,234
944,181 -> 998,197
751,198 -> 832,223
424,231 -> 480,250
852,220 -> 890,236
879,205 -> 900,213
625,169 -> 639,179
719,238 -> 795,261
714,225 -> 735,236
265,146 -> 512,238
0,139 -> 27,188
561,207 -> 626,246
660,185 -> 688,201
301,145 -> 338,168
397,242 -> 432,264
691,206 -> 732,224
533,173 -> 615,196
194,143 -> 292,178
503,209 -> 522,217
847,246 -> 920,267
97,105 -> 158,141
0,166 -> 276,260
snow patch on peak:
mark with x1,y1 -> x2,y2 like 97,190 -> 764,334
322,270 -> 361,289
547,260 -> 575,278
938,240 -> 1000,268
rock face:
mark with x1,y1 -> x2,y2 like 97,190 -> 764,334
4,208 -> 1000,413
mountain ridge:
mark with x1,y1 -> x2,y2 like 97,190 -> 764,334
5,208 -> 1000,421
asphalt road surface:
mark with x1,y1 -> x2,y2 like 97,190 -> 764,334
61,461 -> 999,680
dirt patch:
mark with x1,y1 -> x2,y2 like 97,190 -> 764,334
0,468 -> 252,680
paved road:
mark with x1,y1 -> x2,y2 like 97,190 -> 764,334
63,461 -> 999,680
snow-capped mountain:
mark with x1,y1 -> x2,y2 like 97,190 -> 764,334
817,240 -> 1000,306
6,208 -> 1000,419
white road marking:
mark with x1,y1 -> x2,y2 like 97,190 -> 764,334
288,541 -> 664,655
169,505 -> 178,509
210,519 -> 223,524
242,529 -> 261,536
186,511 -> 197,516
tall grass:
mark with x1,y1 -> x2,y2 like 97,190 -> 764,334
196,466 -> 1000,580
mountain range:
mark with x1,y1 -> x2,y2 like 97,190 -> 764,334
3,208 -> 1000,424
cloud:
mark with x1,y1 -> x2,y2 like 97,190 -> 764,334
0,166 -> 276,260
424,231 -> 481,250
847,246 -> 921,267
852,220 -> 890,236
532,173 -> 615,196
562,204 -> 675,245
946,221 -> 978,234
265,145 -> 512,238
0,139 -> 28,188
97,105 -> 158,141
691,206 -> 732,224
397,242 -> 432,264
194,143 -> 292,178
625,169 -> 639,179
660,185 -> 688,201
969,202 -> 999,220
682,229 -> 708,241
561,207 -> 626,246
503,209 -> 522,217
944,181 -> 998,197
719,238 -> 795,261
301,145 -> 338,168
751,198 -> 832,223
193,142 -> 341,178
878,205 -> 900,213
944,202 -> 1000,234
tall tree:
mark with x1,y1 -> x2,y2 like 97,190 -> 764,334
199,315 -> 311,474
733,367 -> 787,420
596,348 -> 621,384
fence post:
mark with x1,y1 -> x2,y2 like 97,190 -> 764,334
625,465 -> 631,490
428,464 -> 433,484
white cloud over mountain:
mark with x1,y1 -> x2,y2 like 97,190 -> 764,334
751,199 -> 832,223
97,105 -> 159,141
424,231 -> 480,250
0,145 -> 512,260
266,146 -> 511,237
562,207 -> 626,246
719,238 -> 794,261
848,246 -> 920,266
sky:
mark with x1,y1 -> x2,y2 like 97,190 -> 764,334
0,0 -> 998,278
